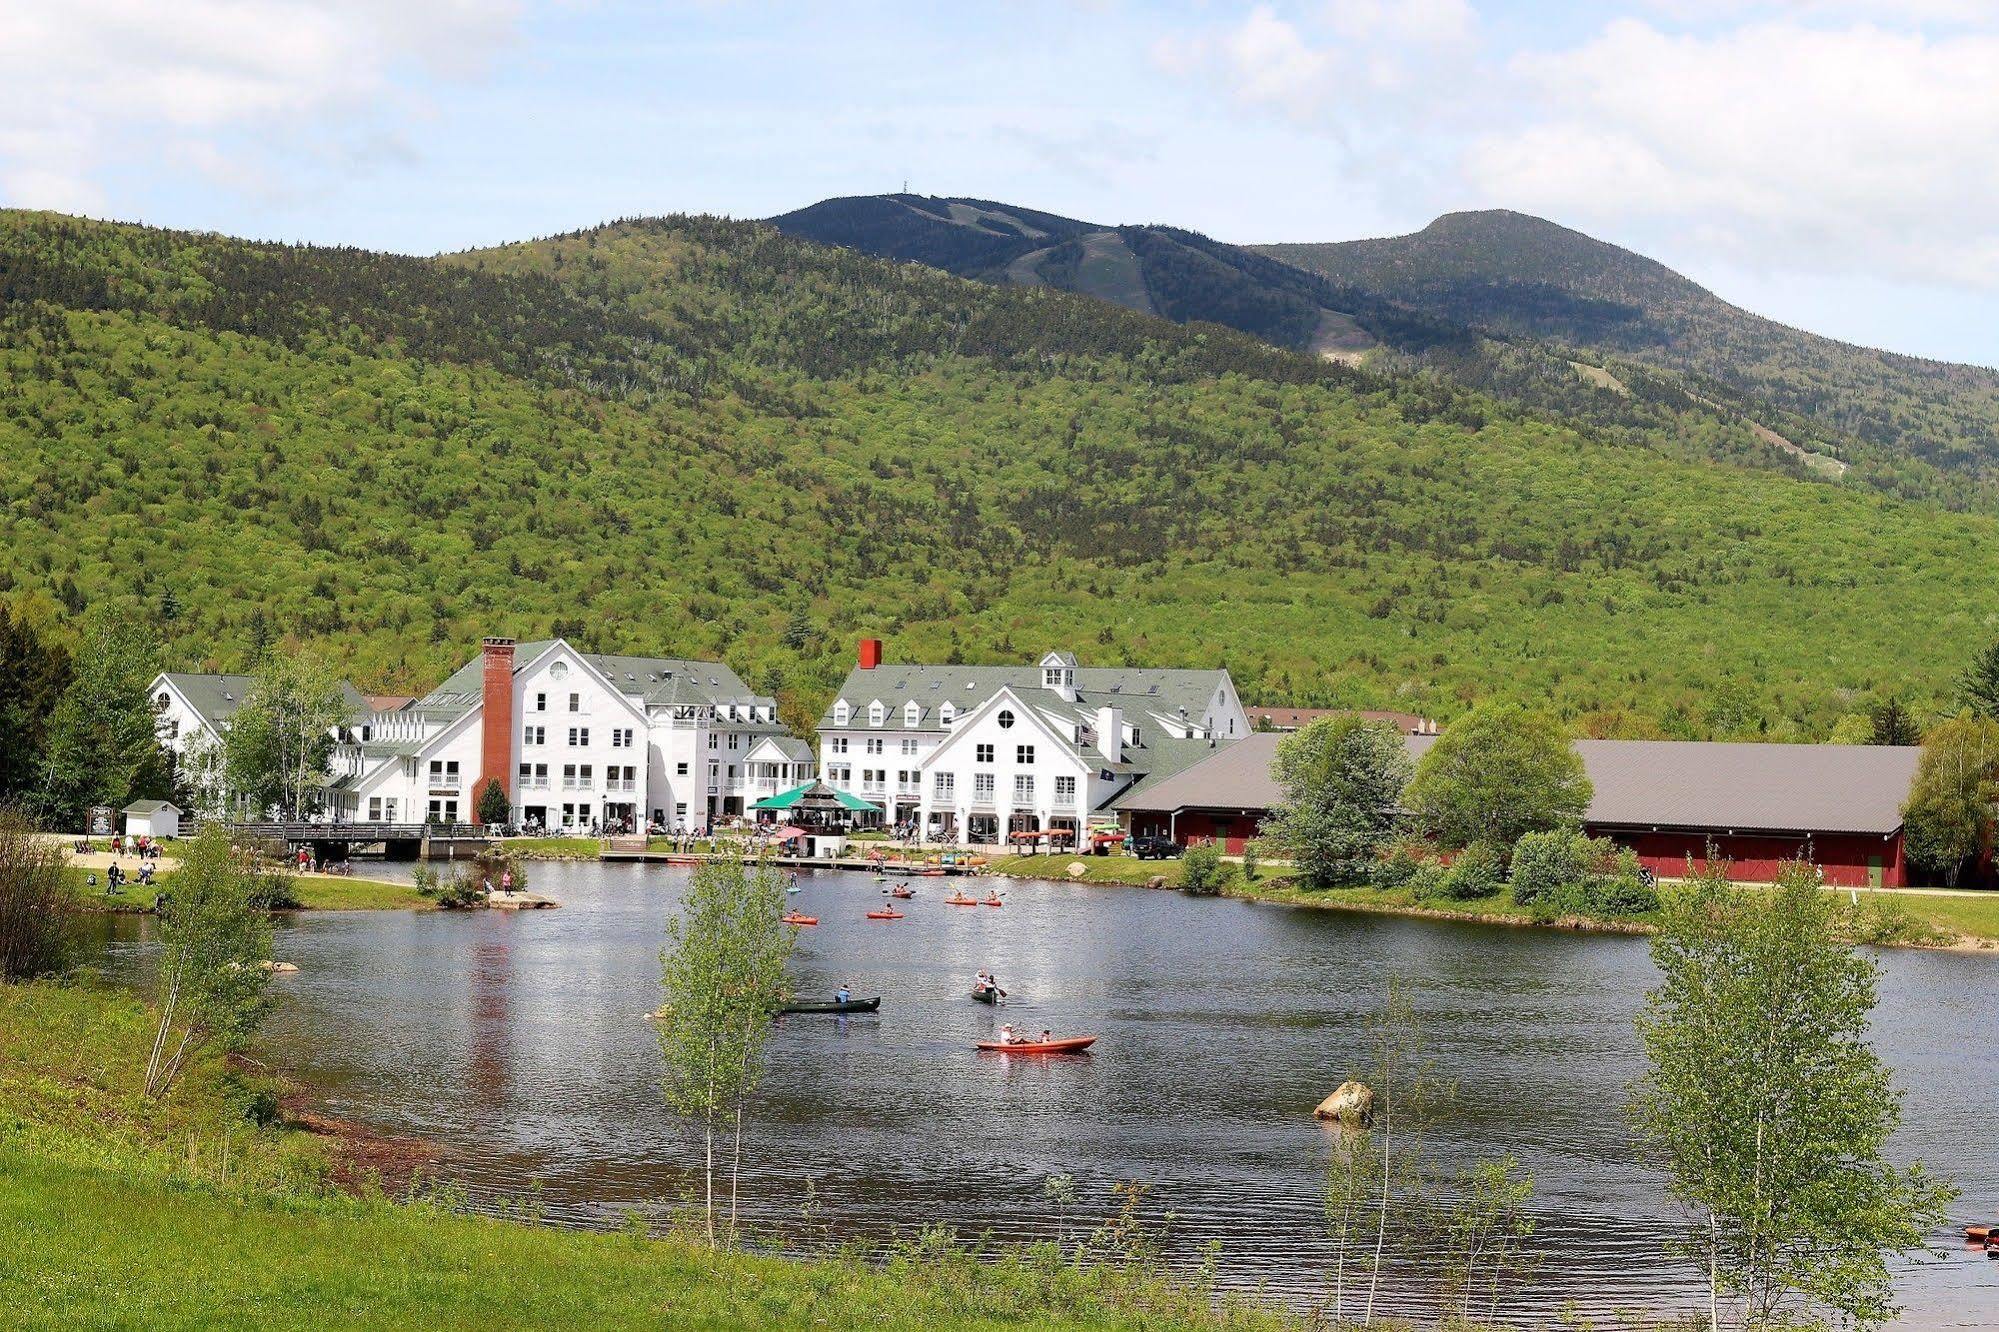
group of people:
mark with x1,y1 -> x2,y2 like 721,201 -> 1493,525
973,969 -> 1006,999
996,1025 -> 1055,1046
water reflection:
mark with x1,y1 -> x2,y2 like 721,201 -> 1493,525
83,862 -> 1999,1328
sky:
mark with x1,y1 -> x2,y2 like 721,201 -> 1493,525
3,0 -> 1996,366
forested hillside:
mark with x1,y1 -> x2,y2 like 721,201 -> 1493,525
1262,211 -> 1999,483
3,207 -> 1995,739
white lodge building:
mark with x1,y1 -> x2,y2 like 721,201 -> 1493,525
152,638 -> 812,831
816,640 -> 1249,846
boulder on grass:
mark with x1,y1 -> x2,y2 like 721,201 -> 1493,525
1067,861 -> 1089,878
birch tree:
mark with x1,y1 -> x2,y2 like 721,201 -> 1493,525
656,860 -> 794,1246
1633,860 -> 1954,1331
144,827 -> 272,1098
224,649 -> 346,818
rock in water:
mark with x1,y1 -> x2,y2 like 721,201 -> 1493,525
1314,1080 -> 1373,1123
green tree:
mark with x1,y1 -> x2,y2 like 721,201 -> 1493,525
1960,637 -> 1999,719
143,827 -> 273,1098
656,860 -> 795,1245
1901,714 -> 1999,886
1826,713 -> 1875,745
474,776 -> 511,827
1869,696 -> 1921,747
0,813 -> 76,981
1261,716 -> 1413,888
224,648 -> 347,818
1632,861 -> 1954,1331
1405,702 -> 1591,854
0,605 -> 73,806
34,619 -> 169,828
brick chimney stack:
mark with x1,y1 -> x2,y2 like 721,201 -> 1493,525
858,638 -> 883,670
479,637 -> 516,806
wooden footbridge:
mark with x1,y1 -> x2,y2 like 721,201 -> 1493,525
218,821 -> 496,862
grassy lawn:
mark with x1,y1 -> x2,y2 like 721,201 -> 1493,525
290,874 -> 433,911
501,837 -> 602,860
0,982 -> 1283,1332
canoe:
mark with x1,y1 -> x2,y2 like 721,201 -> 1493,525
781,913 -> 818,926
971,987 -> 1008,1004
779,997 -> 881,1015
865,908 -> 904,920
976,1036 -> 1096,1055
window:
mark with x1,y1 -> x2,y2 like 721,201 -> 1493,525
934,773 -> 955,797
612,728 -> 633,748
156,690 -> 171,710
518,763 -> 531,787
997,709 -> 1015,729
568,726 -> 590,747
728,733 -> 740,750
976,743 -> 994,763
568,692 -> 581,712
901,738 -> 918,755
868,701 -> 885,726
708,733 -> 718,750
579,764 -> 593,784
898,769 -> 916,788
830,737 -> 848,754
1016,744 -> 1035,764
1055,775 -> 1076,798
833,700 -> 851,726
676,761 -> 689,776
830,764 -> 851,785
904,701 -> 920,728
534,692 -> 547,712
865,738 -> 883,756
674,802 -> 688,818
368,797 -> 382,820
384,798 -> 397,821
563,763 -> 578,789
973,773 -> 995,797
939,702 -> 955,727
524,725 -> 545,746
1014,774 -> 1035,799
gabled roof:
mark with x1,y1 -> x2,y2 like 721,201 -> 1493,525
416,640 -> 767,723
747,735 -> 814,763
819,659 -> 1233,733
122,799 -> 180,815
158,672 -> 370,732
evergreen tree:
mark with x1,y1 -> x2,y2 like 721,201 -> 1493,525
34,620 -> 168,828
1960,638 -> 1999,719
1869,696 -> 1920,746
0,606 -> 73,806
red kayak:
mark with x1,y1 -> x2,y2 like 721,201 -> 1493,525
976,1035 -> 1096,1055
781,913 -> 818,926
945,894 -> 978,906
890,886 -> 916,900
865,908 -> 904,921
980,896 -> 1004,907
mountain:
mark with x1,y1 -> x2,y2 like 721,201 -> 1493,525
1259,211 -> 1999,482
3,207 -> 1996,741
773,195 -> 1995,508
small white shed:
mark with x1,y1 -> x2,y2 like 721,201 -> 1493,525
122,800 -> 181,839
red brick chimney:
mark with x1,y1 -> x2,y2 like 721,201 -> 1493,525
858,637 -> 883,670
479,637 -> 516,804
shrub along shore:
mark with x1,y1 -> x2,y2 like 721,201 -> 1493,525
0,980 -> 1288,1331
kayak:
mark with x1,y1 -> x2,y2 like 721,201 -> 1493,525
945,894 -> 978,907
976,1036 -> 1096,1055
781,912 -> 818,926
890,886 -> 916,899
865,908 -> 904,921
779,997 -> 881,1015
981,896 -> 1004,907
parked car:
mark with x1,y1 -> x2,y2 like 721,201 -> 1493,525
1129,835 -> 1183,861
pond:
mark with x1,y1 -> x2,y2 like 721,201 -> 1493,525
86,861 -> 1999,1327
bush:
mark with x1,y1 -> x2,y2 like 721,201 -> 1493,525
1591,847 -> 1658,915
1373,842 -> 1425,890
1510,828 -> 1598,907
0,816 -> 76,981
1179,842 -> 1230,896
1438,842 -> 1506,900
1240,840 -> 1261,882
1408,858 -> 1452,901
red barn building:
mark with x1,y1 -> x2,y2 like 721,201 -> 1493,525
1115,733 -> 1923,888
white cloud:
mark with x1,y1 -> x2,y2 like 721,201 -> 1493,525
1325,0 -> 1477,46
1469,19 -> 1999,287
0,0 -> 521,213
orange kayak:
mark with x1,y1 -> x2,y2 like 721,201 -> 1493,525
890,886 -> 916,899
781,913 -> 818,926
976,1036 -> 1096,1055
865,908 -> 904,920
945,894 -> 978,906
981,896 -> 1004,907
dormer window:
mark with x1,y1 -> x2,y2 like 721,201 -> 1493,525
903,701 -> 920,728
939,702 -> 955,728
867,700 -> 886,727
833,700 -> 850,726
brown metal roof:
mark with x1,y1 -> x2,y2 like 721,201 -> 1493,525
1115,733 -> 1921,836
1246,706 -> 1431,733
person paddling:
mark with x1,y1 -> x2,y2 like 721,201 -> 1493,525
835,982 -> 851,1004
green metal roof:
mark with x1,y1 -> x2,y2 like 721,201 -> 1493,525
751,781 -> 881,813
